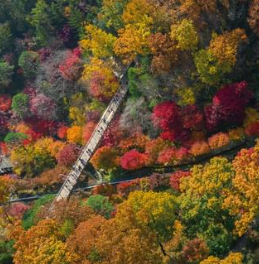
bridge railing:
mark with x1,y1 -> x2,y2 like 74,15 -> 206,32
54,64 -> 130,202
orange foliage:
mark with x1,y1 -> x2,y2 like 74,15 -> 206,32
157,147 -> 177,165
170,171 -> 191,191
209,29 -> 247,68
0,94 -> 11,112
15,122 -> 39,142
39,198 -> 94,227
10,219 -> 75,264
248,0 -> 259,37
157,146 -> 190,164
66,215 -> 107,264
228,127 -> 245,141
94,218 -> 163,264
114,25 -> 151,64
57,126 -> 68,139
223,144 -> 259,236
34,166 -> 69,190
0,175 -> 14,203
208,132 -> 230,149
81,58 -> 119,99
175,147 -> 190,161
67,125 -> 83,145
91,146 -> 119,171
190,140 -> 210,156
119,132 -> 149,152
183,238 -> 209,263
0,142 -> 8,155
92,184 -> 117,198
245,122 -> 259,136
145,137 -> 171,165
179,0 -> 217,23
48,140 -> 66,157
148,33 -> 177,73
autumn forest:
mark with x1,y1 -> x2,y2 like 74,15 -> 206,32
0,0 -> 259,263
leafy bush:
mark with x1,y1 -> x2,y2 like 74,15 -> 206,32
4,132 -> 28,146
11,144 -> 56,178
208,132 -> 230,149
248,0 -> 259,37
18,51 -> 39,78
0,23 -> 12,54
205,81 -> 252,132
56,143 -> 79,167
11,93 -> 30,118
0,95 -> 11,112
29,0 -> 53,45
85,195 -> 114,219
0,240 -> 14,264
22,194 -> 55,230
0,62 -> 13,88
30,93 -> 57,120
120,149 -> 148,170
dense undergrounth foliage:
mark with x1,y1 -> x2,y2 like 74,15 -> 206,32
1,0 -> 259,263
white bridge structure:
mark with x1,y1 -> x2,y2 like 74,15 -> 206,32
54,64 -> 130,202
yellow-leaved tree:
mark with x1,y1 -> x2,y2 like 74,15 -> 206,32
170,19 -> 199,51
113,24 -> 151,64
10,219 -> 76,264
81,57 -> 119,99
94,191 -> 178,263
10,143 -> 55,178
66,126 -> 83,145
179,157 -> 236,255
122,0 -> 155,27
194,29 -> 247,85
80,24 -> 117,58
209,29 -> 247,70
113,0 -> 156,63
223,141 -> 259,236
200,252 -> 243,264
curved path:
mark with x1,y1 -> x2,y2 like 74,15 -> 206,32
5,136 -> 255,205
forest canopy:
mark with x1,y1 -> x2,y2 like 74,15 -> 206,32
0,0 -> 259,263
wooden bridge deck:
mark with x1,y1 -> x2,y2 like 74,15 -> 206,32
0,155 -> 12,175
54,64 -> 130,202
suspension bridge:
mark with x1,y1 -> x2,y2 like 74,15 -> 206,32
54,62 -> 130,203
1,58 -> 256,206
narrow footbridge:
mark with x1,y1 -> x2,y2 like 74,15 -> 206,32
54,65 -> 130,202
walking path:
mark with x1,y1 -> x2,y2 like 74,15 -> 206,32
6,136 -> 255,205
54,65 -> 130,202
